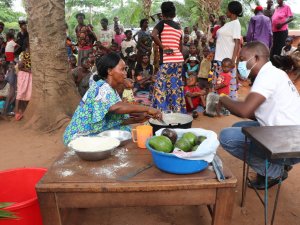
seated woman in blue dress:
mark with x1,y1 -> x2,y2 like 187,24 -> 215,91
63,52 -> 162,145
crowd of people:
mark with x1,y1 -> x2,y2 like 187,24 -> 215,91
0,17 -> 30,120
65,0 -> 300,119
1,0 -> 300,189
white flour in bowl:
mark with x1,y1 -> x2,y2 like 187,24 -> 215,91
69,136 -> 120,152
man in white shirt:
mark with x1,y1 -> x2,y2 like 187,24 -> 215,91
219,41 -> 300,190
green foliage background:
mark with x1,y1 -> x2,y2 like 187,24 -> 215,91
65,0 -> 163,40
0,0 -> 25,34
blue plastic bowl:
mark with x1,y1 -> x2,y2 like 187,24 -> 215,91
146,139 -> 208,174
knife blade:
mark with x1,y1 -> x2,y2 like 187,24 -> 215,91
117,163 -> 153,181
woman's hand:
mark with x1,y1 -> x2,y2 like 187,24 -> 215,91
130,112 -> 148,123
147,107 -> 162,120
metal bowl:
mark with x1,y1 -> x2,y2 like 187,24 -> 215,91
68,136 -> 120,161
149,113 -> 193,134
97,130 -> 132,146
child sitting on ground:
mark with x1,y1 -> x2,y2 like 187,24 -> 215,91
281,37 -> 297,56
94,41 -> 110,60
110,42 -> 120,55
185,43 -> 200,61
273,37 -> 297,69
1,63 -> 16,116
68,54 -> 77,70
184,75 -> 206,113
134,54 -> 153,92
183,56 -> 199,78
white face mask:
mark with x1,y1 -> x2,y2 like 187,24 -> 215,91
238,56 -> 256,80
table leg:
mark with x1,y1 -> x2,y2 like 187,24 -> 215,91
264,159 -> 270,225
37,192 -> 62,225
212,187 -> 235,225
241,136 -> 249,207
271,159 -> 286,225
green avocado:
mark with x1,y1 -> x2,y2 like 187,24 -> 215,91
196,135 -> 207,145
149,136 -> 173,153
191,145 -> 199,151
182,132 -> 197,146
175,138 -> 192,152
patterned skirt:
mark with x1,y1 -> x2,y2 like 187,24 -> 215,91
152,62 -> 186,113
213,60 -> 238,100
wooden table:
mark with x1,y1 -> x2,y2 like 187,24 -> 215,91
36,141 -> 237,225
241,126 -> 300,225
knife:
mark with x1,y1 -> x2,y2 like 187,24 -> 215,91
212,155 -> 226,182
117,163 -> 153,181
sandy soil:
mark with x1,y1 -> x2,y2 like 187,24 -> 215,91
1,84 -> 300,225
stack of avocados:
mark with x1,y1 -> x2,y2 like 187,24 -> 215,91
149,128 -> 207,153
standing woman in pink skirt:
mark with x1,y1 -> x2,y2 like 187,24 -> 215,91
15,39 -> 32,121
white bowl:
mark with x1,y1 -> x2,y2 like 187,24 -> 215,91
97,130 -> 132,145
68,136 -> 120,161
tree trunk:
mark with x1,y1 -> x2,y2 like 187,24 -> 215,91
142,0 -> 152,19
89,5 -> 93,25
25,0 -> 80,132
197,0 -> 222,33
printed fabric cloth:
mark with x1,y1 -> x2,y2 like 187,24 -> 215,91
20,51 -> 31,69
152,62 -> 186,113
63,80 -> 130,145
75,25 -> 94,50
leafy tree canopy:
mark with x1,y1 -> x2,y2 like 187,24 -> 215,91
65,0 -> 163,40
0,0 -> 13,8
0,1 -> 25,33
290,13 -> 300,29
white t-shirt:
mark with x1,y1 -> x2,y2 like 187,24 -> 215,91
251,62 -> 300,126
214,19 -> 241,62
121,39 -> 136,56
98,29 -> 115,48
5,40 -> 17,53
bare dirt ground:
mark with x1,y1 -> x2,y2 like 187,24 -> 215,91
1,83 -> 300,225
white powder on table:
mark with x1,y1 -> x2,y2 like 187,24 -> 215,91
54,150 -> 75,166
59,169 -> 74,177
90,147 -> 131,178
